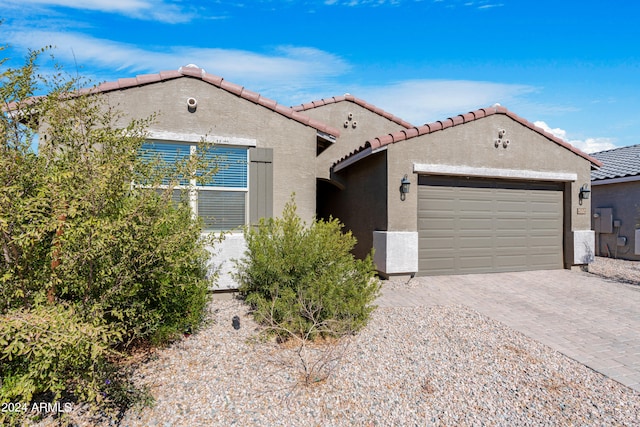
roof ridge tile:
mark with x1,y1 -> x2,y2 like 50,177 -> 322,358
292,94 -> 414,129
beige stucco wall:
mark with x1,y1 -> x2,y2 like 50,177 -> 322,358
386,114 -> 593,231
299,101 -> 409,180
591,181 -> 640,260
103,77 -> 318,221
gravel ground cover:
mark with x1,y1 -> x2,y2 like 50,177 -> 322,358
29,257 -> 640,426
588,256 -> 640,286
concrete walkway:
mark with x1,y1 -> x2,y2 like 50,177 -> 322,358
378,269 -> 640,392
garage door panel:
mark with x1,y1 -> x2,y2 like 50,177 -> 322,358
459,237 -> 494,249
497,218 -> 528,230
459,218 -> 493,230
458,200 -> 493,214
421,237 -> 456,249
420,199 -> 456,212
531,199 -> 561,211
495,254 -> 529,268
420,218 -> 455,230
495,237 -> 528,249
418,176 -> 563,275
529,255 -> 561,269
531,221 -> 562,233
459,255 -> 495,270
496,201 -> 527,213
421,257 -> 455,274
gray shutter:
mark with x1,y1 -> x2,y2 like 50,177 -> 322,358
249,148 -> 273,224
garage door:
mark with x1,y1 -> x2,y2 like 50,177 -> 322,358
418,175 -> 564,275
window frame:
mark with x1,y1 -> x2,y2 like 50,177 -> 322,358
140,139 -> 249,232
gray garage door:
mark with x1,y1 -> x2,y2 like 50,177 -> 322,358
418,175 -> 564,275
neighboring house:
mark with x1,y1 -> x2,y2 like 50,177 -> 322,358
590,144 -> 640,260
325,105 -> 601,277
69,66 -> 601,285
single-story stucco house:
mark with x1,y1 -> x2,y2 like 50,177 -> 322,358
590,144 -> 640,260
81,65 -> 601,286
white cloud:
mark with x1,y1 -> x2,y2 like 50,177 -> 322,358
2,0 -> 193,23
354,79 -> 537,125
533,121 -> 567,140
534,121 -> 617,154
570,138 -> 618,154
477,3 -> 504,9
1,30 -> 351,96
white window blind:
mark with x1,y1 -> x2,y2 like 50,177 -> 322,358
141,141 -> 248,231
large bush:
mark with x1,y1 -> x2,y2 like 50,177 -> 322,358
236,199 -> 380,339
1,49 -> 212,345
0,43 -> 213,418
0,304 -> 118,405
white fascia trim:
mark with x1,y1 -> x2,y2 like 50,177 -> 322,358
333,146 -> 387,173
591,175 -> 640,186
147,130 -> 257,147
317,131 -> 337,144
413,163 -> 577,182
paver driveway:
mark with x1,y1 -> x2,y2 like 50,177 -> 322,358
377,269 -> 640,392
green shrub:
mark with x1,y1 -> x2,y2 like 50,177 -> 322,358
0,41 -> 211,421
0,304 -> 119,414
53,190 -> 211,346
236,198 -> 380,339
0,49 -> 213,346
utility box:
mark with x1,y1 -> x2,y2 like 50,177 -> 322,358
595,208 -> 613,234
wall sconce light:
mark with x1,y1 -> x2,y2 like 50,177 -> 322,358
579,184 -> 591,205
400,174 -> 411,201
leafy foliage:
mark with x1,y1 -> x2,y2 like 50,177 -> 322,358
1,49 -> 212,343
236,198 -> 380,339
0,41 -> 213,418
0,303 -> 118,405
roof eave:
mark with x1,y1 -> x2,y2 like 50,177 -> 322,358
591,175 -> 640,185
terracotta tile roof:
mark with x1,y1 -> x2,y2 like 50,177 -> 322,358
591,144 -> 640,181
82,65 -> 340,138
292,94 -> 414,129
333,105 -> 602,168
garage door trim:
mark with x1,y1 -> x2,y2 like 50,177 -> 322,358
414,163 -> 577,182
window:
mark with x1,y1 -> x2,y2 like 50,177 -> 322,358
140,141 -> 248,231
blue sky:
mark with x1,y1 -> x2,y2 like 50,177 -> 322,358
1,0 -> 639,153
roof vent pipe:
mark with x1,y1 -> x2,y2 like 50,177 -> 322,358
187,97 -> 197,113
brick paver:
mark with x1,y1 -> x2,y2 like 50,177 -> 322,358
377,269 -> 640,392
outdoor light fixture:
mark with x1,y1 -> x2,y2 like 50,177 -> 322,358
579,184 -> 591,205
400,174 -> 411,201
